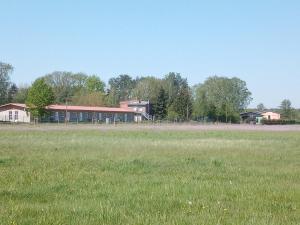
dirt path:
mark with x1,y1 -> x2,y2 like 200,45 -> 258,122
1,123 -> 300,132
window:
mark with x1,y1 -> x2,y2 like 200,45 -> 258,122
9,111 -> 12,120
55,112 -> 59,121
14,111 -> 18,120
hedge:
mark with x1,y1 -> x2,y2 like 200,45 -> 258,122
261,119 -> 297,125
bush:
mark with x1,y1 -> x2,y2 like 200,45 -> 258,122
261,119 -> 296,125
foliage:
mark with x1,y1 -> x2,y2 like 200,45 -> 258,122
42,71 -> 88,103
0,62 -> 13,104
71,92 -> 107,106
108,74 -> 136,105
154,87 -> 167,120
7,83 -> 18,103
132,77 -> 161,103
41,71 -> 105,104
163,72 -> 193,120
12,84 -> 30,103
193,76 -> 252,123
261,119 -> 296,125
171,80 -> 193,120
86,75 -> 105,93
26,78 -> 55,117
280,99 -> 293,119
257,103 -> 266,111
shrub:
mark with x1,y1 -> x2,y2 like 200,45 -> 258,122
261,119 -> 296,125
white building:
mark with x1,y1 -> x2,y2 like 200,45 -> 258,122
0,103 -> 31,123
261,111 -> 281,120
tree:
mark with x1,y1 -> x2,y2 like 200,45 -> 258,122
162,72 -> 192,120
0,62 -> 13,104
71,92 -> 107,106
86,75 -> 105,93
163,72 -> 186,106
171,80 -> 193,120
42,71 -> 88,103
132,76 -> 162,115
26,78 -> 55,118
13,84 -> 30,103
193,76 -> 252,123
7,83 -> 18,103
108,74 -> 136,105
154,87 -> 167,120
280,99 -> 293,119
257,103 -> 266,111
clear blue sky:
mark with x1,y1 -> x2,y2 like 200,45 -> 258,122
1,0 -> 299,108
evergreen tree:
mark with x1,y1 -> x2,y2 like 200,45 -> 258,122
7,83 -> 18,103
155,87 -> 167,120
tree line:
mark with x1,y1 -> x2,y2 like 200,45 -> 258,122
1,61 -> 299,122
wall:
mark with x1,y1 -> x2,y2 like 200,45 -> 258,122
43,110 -> 135,123
0,108 -> 31,123
262,112 -> 281,120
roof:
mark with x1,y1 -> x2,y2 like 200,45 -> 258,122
240,111 -> 281,116
120,100 -> 149,106
0,103 -> 27,109
240,111 -> 263,116
0,103 -> 137,113
46,104 -> 136,113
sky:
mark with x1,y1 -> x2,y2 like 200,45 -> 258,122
1,0 -> 299,108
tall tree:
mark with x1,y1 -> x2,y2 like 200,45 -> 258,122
86,75 -> 105,93
163,72 -> 185,106
132,76 -> 162,115
26,78 -> 55,118
0,62 -> 13,104
193,76 -> 252,123
171,80 -> 193,120
154,87 -> 167,120
108,74 -> 136,105
280,99 -> 293,119
162,73 -> 193,120
13,84 -> 30,103
7,83 -> 18,103
257,103 -> 266,111
42,71 -> 88,103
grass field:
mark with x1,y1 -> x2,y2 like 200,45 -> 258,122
0,125 -> 299,225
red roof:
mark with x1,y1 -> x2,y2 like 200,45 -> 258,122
0,103 -> 136,113
46,104 -> 136,113
0,103 -> 27,109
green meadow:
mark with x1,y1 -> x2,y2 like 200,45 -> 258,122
0,127 -> 299,225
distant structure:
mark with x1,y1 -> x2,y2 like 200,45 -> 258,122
0,101 -> 152,123
240,111 -> 281,124
0,103 -> 30,123
120,100 -> 152,122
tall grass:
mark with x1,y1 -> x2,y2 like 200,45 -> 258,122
0,128 -> 299,225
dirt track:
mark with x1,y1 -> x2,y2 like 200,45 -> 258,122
1,123 -> 300,132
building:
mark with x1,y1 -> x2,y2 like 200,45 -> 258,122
0,101 -> 151,123
45,104 -> 137,123
261,111 -> 281,120
120,100 -> 152,122
240,111 -> 263,124
240,111 -> 281,124
0,103 -> 31,123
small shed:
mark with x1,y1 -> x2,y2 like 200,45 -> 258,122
0,103 -> 31,123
